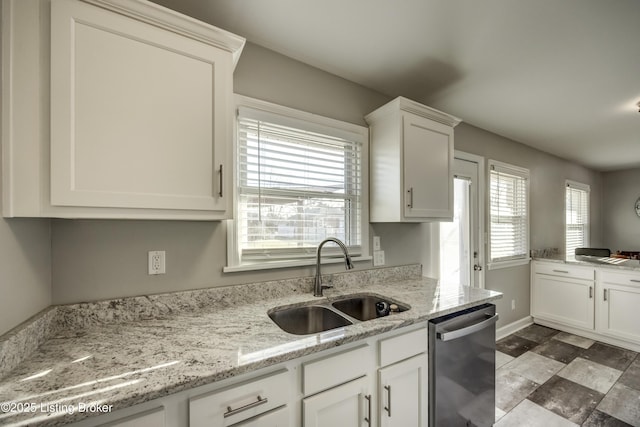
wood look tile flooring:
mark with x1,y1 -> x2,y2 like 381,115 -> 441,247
495,325 -> 640,426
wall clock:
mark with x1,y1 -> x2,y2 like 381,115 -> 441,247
636,197 -> 640,217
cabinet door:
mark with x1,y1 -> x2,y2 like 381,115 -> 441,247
532,274 -> 594,330
50,0 -> 231,215
402,113 -> 453,220
598,283 -> 640,343
378,354 -> 428,427
303,376 -> 372,427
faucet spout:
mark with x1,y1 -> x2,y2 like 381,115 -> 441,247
314,237 -> 354,297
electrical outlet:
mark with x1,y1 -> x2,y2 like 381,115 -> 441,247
148,251 -> 166,275
511,299 -> 516,310
373,236 -> 381,251
373,250 -> 385,266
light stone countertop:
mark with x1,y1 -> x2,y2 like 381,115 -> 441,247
533,255 -> 640,272
0,265 -> 501,426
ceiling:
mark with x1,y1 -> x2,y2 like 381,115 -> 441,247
152,0 -> 640,171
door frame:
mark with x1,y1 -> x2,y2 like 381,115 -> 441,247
455,150 -> 486,289
433,150 -> 486,289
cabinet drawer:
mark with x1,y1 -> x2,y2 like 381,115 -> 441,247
534,262 -> 594,281
190,369 -> 289,427
104,408 -> 165,427
379,327 -> 428,367
233,405 -> 290,426
303,345 -> 369,396
600,270 -> 640,287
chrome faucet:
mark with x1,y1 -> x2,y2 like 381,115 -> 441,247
314,237 -> 354,297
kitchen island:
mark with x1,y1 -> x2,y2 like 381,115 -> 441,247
0,264 -> 501,426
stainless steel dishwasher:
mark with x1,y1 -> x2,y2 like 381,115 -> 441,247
429,303 -> 498,427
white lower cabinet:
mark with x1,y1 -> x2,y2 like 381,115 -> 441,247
301,326 -> 428,427
378,328 -> 428,427
67,324 -> 430,427
531,263 -> 595,330
532,260 -> 640,351
378,355 -> 428,427
302,376 -> 372,427
597,271 -> 640,343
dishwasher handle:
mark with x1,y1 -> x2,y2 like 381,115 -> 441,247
436,313 -> 499,342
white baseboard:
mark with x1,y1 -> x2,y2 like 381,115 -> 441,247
496,316 -> 533,341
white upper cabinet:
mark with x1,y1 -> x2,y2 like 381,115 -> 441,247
365,97 -> 461,222
2,0 -> 245,219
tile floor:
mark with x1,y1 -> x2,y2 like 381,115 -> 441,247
494,324 -> 640,426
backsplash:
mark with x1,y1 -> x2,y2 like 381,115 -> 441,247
530,248 -> 561,258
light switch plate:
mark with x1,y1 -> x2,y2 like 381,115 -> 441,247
373,250 -> 385,266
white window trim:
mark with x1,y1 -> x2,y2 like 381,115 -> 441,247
224,95 -> 370,272
565,179 -> 590,258
487,159 -> 531,271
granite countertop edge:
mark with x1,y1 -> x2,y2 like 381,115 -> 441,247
533,255 -> 640,272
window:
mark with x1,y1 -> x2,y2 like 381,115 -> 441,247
565,180 -> 590,257
488,160 -> 530,269
226,96 -> 368,270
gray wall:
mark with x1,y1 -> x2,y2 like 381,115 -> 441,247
0,217 -> 51,335
455,124 -> 603,326
602,168 -> 640,252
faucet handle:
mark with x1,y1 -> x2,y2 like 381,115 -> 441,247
321,284 -> 334,292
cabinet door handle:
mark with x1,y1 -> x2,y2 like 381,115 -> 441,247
631,279 -> 640,283
604,289 -> 608,301
552,269 -> 569,274
589,286 -> 593,298
218,164 -> 224,198
406,187 -> 414,208
384,385 -> 392,417
223,395 -> 268,418
364,394 -> 372,426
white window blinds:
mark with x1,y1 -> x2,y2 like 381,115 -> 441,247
236,105 -> 364,264
566,181 -> 590,257
489,161 -> 530,264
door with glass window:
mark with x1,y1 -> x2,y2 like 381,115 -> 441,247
439,155 -> 483,288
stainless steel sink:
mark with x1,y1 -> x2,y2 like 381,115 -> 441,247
268,305 -> 352,335
331,295 -> 409,321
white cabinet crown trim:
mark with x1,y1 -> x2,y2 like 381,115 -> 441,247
84,0 -> 245,67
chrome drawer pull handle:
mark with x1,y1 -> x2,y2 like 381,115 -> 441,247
407,187 -> 414,208
364,394 -> 372,426
384,385 -> 392,416
552,269 -> 569,274
223,395 -> 268,418
630,279 -> 640,283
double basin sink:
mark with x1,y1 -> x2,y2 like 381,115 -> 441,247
268,293 -> 409,335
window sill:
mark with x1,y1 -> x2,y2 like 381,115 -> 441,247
487,258 -> 531,271
223,255 -> 373,273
